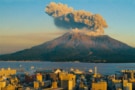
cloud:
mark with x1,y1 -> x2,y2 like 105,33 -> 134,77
45,2 -> 108,35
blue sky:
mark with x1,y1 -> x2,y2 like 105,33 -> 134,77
0,0 -> 135,54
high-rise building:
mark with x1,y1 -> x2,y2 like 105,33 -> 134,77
59,72 -> 76,90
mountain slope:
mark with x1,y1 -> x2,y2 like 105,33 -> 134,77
0,31 -> 135,62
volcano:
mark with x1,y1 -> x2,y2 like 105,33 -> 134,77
0,30 -> 135,62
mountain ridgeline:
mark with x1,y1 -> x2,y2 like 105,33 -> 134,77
0,31 -> 135,62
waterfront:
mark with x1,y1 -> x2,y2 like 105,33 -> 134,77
0,61 -> 135,75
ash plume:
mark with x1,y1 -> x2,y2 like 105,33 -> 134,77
45,2 -> 108,35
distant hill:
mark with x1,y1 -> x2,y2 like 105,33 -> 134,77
0,30 -> 135,62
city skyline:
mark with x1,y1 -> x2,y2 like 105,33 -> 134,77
0,0 -> 135,54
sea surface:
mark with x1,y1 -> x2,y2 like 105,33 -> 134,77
0,61 -> 135,75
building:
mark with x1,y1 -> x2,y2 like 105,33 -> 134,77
54,69 -> 62,74
52,81 -> 58,88
93,67 -> 101,78
72,69 -> 83,75
123,80 -> 132,90
59,72 -> 76,90
91,81 -> 107,90
36,73 -> 42,82
0,81 -> 6,90
1,84 -> 15,90
79,81 -> 88,90
0,68 -> 16,76
121,70 -> 134,89
34,81 -> 39,89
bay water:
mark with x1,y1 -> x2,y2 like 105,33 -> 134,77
0,61 -> 135,75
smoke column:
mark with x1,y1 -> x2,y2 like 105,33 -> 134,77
45,2 -> 108,35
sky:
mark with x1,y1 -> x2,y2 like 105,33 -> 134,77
0,0 -> 135,54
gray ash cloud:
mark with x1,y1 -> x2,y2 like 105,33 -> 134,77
45,2 -> 108,34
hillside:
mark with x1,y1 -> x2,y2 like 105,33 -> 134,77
0,30 -> 135,62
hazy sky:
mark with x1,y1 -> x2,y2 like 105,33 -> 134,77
0,0 -> 135,54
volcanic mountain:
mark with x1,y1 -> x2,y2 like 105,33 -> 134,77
0,30 -> 135,62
